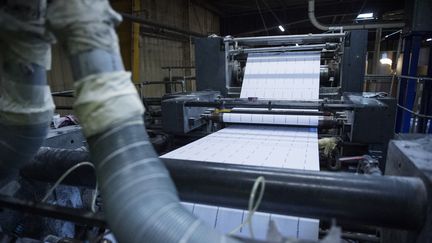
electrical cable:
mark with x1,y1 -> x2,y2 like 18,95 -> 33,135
229,176 -> 266,238
41,161 -> 99,213
260,0 -> 284,26
255,0 -> 269,35
398,104 -> 432,119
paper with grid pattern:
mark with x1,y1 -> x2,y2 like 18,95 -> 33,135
162,126 -> 319,240
161,51 -> 320,240
222,112 -> 319,126
226,52 -> 321,126
240,52 -> 320,100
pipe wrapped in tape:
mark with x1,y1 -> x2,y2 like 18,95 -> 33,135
47,0 -> 121,55
0,79 -> 54,125
73,71 -> 144,137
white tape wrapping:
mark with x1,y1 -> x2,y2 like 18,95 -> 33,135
0,79 -> 55,125
73,71 -> 144,137
0,9 -> 53,69
47,0 -> 122,55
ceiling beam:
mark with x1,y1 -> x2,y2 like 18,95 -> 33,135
190,0 -> 223,16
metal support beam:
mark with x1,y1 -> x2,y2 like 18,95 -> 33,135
183,99 -> 354,111
396,37 -> 412,132
120,12 -> 205,38
0,195 -> 106,228
183,0 -> 193,92
401,35 -> 422,132
418,47 -> 432,133
229,33 -> 345,46
372,28 -> 382,75
131,0 -> 141,83
230,44 -> 330,55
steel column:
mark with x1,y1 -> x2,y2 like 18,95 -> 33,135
395,37 -> 412,132
418,46 -> 432,133
401,35 -> 422,132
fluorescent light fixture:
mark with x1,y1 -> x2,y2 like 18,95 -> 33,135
356,12 -> 374,20
278,25 -> 285,32
380,53 -> 392,65
427,38 -> 432,42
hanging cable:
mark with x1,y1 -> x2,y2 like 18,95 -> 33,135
398,104 -> 432,119
229,176 -> 266,238
41,161 -> 98,213
260,0 -> 285,31
255,0 -> 269,35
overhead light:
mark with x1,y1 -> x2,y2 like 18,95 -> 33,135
278,25 -> 285,32
380,53 -> 392,65
356,12 -> 374,20
427,38 -> 432,42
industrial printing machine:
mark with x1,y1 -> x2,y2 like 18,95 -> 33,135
0,32 -> 431,243
162,32 -> 396,171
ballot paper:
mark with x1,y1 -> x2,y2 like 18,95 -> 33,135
240,52 -> 320,100
161,51 -> 321,240
222,112 -> 319,126
223,52 -> 321,126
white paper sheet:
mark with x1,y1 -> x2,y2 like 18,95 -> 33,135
162,126 -> 320,240
161,51 -> 321,241
222,52 -> 321,127
240,52 -> 320,100
222,112 -> 319,126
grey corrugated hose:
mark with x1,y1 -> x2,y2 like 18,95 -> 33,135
45,0 -> 240,242
0,0 -> 54,183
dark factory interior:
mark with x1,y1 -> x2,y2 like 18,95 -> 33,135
0,0 -> 431,243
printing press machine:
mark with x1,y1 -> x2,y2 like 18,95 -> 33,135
0,32 -> 431,243
162,32 -> 395,171
161,91 -> 397,171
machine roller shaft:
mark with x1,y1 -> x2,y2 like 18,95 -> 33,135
20,148 -> 427,230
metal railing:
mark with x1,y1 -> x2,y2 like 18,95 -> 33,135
396,75 -> 432,133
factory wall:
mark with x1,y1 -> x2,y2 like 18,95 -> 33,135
46,0 -> 220,115
47,44 -> 74,115
139,0 -> 220,97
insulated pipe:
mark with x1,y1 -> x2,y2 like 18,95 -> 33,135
46,1 -> 238,242
308,0 -> 405,31
87,120 -> 237,243
0,2 -> 54,182
0,67 -> 51,180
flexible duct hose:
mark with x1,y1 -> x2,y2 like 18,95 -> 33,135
87,118 -> 237,243
0,1 -> 54,182
307,0 -> 329,31
0,63 -> 52,181
44,1 -> 239,241
0,123 -> 48,172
